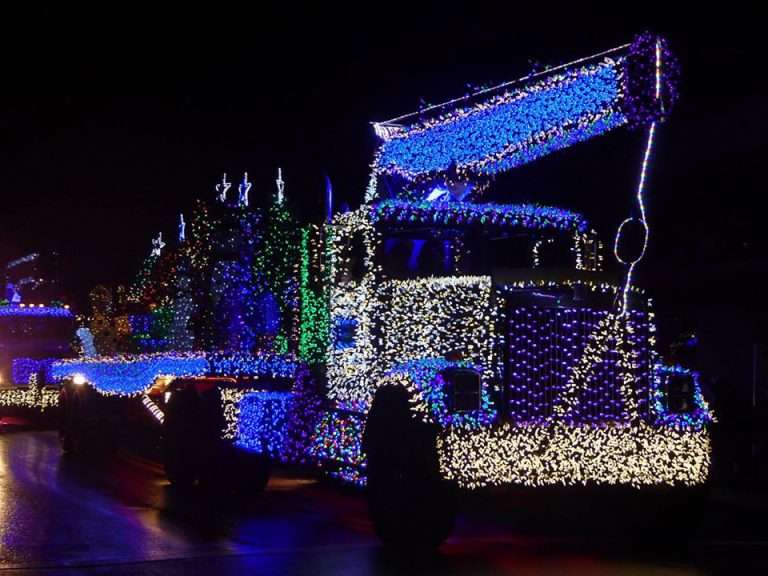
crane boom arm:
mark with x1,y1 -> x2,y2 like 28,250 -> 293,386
372,33 -> 676,183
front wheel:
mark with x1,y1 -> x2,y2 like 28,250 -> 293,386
364,385 -> 456,550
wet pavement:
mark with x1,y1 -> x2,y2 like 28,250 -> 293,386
1,429 -> 767,575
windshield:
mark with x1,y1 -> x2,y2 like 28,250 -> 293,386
379,227 -> 575,280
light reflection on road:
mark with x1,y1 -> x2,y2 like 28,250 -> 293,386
0,430 -> 765,575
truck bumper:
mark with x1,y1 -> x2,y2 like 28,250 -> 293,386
436,421 -> 710,490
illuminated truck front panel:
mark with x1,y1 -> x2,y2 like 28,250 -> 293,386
505,306 -> 653,424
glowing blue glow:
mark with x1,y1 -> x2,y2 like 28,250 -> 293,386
375,62 -> 625,180
235,391 -> 293,458
425,186 -> 449,202
52,353 -> 208,396
207,353 -> 299,377
52,352 -> 301,396
0,305 -> 73,318
12,358 -> 55,385
388,358 -> 497,428
331,317 -> 358,350
372,199 -> 588,233
652,364 -> 714,429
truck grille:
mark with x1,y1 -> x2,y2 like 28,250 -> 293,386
506,307 -> 652,423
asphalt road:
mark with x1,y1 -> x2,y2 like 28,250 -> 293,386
1,430 -> 766,575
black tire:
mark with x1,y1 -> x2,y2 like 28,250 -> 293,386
59,383 -> 121,458
162,388 -> 200,488
59,387 -> 75,453
363,385 -> 457,550
197,388 -> 271,495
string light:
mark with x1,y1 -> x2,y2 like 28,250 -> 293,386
374,59 -> 626,181
614,121 -> 656,314
0,374 -> 58,410
652,365 -> 715,429
438,421 -> 710,489
215,173 -> 231,203
52,353 -> 208,396
238,172 -> 251,207
11,358 -> 55,385
151,232 -> 165,257
0,304 -> 73,318
372,33 -> 677,199
386,359 -> 497,428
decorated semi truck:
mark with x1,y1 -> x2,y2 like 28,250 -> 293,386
52,33 -> 713,549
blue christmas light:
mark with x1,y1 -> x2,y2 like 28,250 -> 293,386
387,358 -> 497,428
506,307 -> 652,424
0,304 -> 73,318
652,364 -> 714,429
52,352 -> 301,396
52,353 -> 209,396
12,358 -> 56,385
374,61 -> 624,180
207,352 -> 299,378
372,199 -> 588,233
235,391 -> 293,458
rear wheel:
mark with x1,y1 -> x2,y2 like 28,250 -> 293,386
197,388 -> 271,495
162,388 -> 200,488
363,385 -> 456,550
59,383 -> 121,458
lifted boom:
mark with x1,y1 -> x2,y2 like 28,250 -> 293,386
372,33 -> 677,197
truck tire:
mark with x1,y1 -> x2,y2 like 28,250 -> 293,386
197,388 -> 271,495
162,388 -> 200,489
363,385 -> 456,550
59,387 -> 75,453
59,383 -> 121,458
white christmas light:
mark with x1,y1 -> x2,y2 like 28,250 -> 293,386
276,168 -> 285,204
215,173 -> 231,203
151,232 -> 165,257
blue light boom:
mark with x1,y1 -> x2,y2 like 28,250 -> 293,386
372,35 -> 677,183
375,62 -> 623,180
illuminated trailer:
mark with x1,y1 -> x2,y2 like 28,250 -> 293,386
52,32 -> 712,550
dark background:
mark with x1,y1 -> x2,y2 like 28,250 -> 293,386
0,4 -> 764,307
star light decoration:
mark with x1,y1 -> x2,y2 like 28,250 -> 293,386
216,173 -> 232,203
151,232 -> 165,257
238,172 -> 252,207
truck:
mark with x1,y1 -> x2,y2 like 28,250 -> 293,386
52,32 -> 713,549
1,253 -> 75,421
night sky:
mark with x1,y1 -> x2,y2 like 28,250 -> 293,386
0,5 -> 763,309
